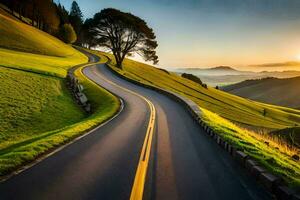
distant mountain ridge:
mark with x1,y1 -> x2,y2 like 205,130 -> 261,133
196,66 -> 237,71
174,66 -> 251,76
171,66 -> 300,86
222,76 -> 300,109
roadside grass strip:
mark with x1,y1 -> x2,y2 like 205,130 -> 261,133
201,108 -> 300,187
88,50 -> 300,187
0,56 -> 120,179
0,10 -> 119,180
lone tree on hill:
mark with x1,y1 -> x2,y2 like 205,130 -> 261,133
90,8 -> 159,68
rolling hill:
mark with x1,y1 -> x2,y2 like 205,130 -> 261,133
0,8 -> 119,176
102,55 -> 300,130
222,76 -> 300,109
0,67 -> 85,150
0,7 -> 87,77
0,7 -> 87,150
172,66 -> 300,86
88,50 -> 300,186
173,66 -> 250,76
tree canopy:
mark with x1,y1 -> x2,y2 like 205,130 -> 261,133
90,8 -> 159,68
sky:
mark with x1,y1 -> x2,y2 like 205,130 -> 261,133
57,0 -> 300,70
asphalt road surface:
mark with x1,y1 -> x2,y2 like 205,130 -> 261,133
0,53 -> 272,200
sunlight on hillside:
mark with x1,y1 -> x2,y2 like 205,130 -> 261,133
0,9 -> 87,77
88,49 -> 300,186
201,107 -> 300,185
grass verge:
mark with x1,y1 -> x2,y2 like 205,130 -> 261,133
0,56 -> 120,177
0,67 -> 85,151
89,50 -> 300,187
0,9 -> 119,178
102,53 -> 300,130
201,108 -> 300,187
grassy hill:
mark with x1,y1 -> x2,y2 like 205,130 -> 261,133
0,67 -> 85,150
222,77 -> 300,109
0,8 -> 87,77
102,53 -> 300,130
0,9 -> 119,177
173,67 -> 300,87
88,50 -> 300,186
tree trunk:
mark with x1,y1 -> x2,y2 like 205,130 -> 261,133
113,51 -> 123,69
116,59 -> 122,69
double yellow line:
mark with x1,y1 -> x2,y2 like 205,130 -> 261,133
130,97 -> 155,200
89,65 -> 156,200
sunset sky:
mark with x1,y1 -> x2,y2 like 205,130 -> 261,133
58,0 -> 300,70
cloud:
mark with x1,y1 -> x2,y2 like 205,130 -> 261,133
251,61 -> 300,67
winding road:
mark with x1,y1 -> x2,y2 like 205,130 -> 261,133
0,52 -> 272,200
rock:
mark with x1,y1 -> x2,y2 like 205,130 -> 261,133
84,103 -> 91,113
234,151 -> 248,165
217,136 -> 222,145
259,172 -> 281,192
77,93 -> 88,105
245,159 -> 258,172
251,166 -> 266,179
227,144 -> 233,154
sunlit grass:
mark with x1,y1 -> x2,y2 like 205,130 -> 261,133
0,9 -> 85,57
201,108 -> 300,186
0,10 -> 118,176
0,10 -> 88,77
99,51 -> 300,130
0,48 -> 87,77
0,56 -> 120,176
0,67 -> 86,151
90,50 -> 300,186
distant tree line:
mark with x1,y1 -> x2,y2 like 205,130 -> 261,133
1,0 -> 83,44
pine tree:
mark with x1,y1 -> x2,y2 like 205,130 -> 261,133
69,1 -> 83,43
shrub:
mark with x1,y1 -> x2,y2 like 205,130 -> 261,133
181,73 -> 207,88
59,24 -> 77,44
182,73 -> 202,85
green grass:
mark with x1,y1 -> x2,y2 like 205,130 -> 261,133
0,67 -> 86,151
101,53 -> 300,130
91,50 -> 300,186
0,8 -> 83,57
201,108 -> 300,187
0,10 -> 119,176
0,55 -> 120,177
0,9 -> 88,77
223,77 -> 300,109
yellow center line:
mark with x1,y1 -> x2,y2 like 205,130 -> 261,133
88,65 -> 156,200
